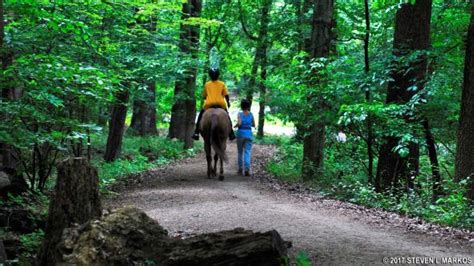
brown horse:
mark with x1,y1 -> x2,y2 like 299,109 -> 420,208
200,108 -> 229,180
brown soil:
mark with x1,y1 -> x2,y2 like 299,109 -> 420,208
107,144 -> 473,265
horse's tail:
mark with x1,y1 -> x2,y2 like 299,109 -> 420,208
210,113 -> 228,163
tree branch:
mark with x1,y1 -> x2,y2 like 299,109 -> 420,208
238,0 -> 258,41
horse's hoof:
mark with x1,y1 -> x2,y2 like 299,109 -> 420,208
218,175 -> 224,181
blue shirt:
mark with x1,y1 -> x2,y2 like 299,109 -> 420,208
237,112 -> 254,139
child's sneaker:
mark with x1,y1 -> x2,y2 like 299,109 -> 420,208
244,170 -> 250,176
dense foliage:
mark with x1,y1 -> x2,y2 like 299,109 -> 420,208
267,136 -> 473,228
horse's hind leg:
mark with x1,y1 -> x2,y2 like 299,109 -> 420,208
206,154 -> 213,178
212,153 -> 218,177
218,157 -> 224,181
205,144 -> 212,178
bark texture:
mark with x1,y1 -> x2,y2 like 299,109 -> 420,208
168,0 -> 202,149
246,52 -> 259,105
241,0 -> 271,136
423,119 -> 441,199
56,207 -> 288,266
37,158 -> 102,266
0,240 -> 7,266
104,89 -> 129,162
302,0 -> 334,178
455,8 -> 474,201
375,0 -> 432,192
0,0 -> 3,61
364,0 -> 375,183
0,0 -> 17,170
256,0 -> 271,138
130,82 -> 158,135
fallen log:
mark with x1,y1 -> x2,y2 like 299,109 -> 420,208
168,228 -> 288,266
0,240 -> 8,266
56,207 -> 289,266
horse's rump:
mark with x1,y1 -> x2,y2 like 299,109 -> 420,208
201,108 -> 229,162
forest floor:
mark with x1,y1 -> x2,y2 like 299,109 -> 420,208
106,143 -> 473,265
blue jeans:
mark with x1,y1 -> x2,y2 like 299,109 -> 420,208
237,137 -> 252,171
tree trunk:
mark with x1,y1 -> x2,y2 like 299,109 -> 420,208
129,8 -> 158,136
246,49 -> 260,106
293,0 -> 307,141
363,0 -> 374,183
130,82 -> 158,135
257,61 -> 267,138
256,0 -> 271,138
455,7 -> 474,201
0,0 -> 16,170
375,0 -> 432,192
104,89 -> 129,162
37,158 -> 102,266
169,0 -> 202,149
422,118 -> 442,200
302,0 -> 334,179
302,122 -> 326,177
0,0 -> 6,169
295,0 -> 303,52
0,240 -> 7,266
0,0 -> 3,72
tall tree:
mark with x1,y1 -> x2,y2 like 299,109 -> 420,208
293,0 -> 312,142
104,88 -> 130,162
455,6 -> 474,201
301,0 -> 334,178
168,0 -> 202,149
130,83 -> 158,135
0,0 -> 5,168
375,0 -> 432,192
239,0 -> 272,138
256,0 -> 271,138
0,0 -> 3,68
239,0 -> 259,105
422,118 -> 441,200
0,0 -> 16,170
130,10 -> 158,136
363,0 -> 374,183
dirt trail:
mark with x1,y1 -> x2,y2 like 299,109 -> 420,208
109,144 -> 473,265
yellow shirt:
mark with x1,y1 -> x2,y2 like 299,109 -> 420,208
203,80 -> 228,110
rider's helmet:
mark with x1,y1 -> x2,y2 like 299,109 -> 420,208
208,68 -> 220,81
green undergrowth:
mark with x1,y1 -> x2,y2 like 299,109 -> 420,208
0,192 -> 49,264
91,133 -> 203,191
265,136 -> 473,230
2,134 -> 202,265
281,250 -> 312,266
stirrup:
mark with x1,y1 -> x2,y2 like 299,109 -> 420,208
192,133 -> 200,140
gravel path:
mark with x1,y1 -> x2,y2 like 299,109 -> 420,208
108,143 -> 473,265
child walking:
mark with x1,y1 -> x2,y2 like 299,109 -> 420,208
235,99 -> 255,176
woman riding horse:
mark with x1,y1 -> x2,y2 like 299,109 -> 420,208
192,68 -> 235,141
